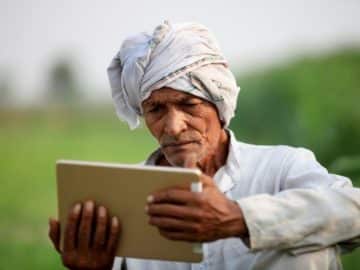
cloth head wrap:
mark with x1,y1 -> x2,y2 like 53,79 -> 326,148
107,21 -> 240,129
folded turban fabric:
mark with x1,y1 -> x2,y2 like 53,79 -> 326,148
107,21 -> 240,129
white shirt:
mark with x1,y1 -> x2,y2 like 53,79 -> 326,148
112,130 -> 360,270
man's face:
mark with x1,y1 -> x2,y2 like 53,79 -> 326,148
142,87 -> 223,167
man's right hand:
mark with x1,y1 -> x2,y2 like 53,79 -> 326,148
48,200 -> 121,270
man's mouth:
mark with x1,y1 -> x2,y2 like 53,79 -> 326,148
162,141 -> 197,148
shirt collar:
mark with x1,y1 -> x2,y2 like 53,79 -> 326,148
213,129 -> 240,193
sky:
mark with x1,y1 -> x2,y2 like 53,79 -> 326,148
1,0 -> 360,104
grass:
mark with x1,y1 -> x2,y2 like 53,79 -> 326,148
0,107 -> 157,269
0,107 -> 358,269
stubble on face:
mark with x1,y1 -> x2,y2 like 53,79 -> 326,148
143,88 -> 229,175
159,131 -> 204,167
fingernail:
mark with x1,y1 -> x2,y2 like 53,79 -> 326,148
73,203 -> 81,214
85,201 -> 94,210
98,206 -> 106,217
147,195 -> 154,203
112,216 -> 119,226
144,205 -> 149,213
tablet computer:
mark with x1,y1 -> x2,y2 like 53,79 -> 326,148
56,160 -> 203,262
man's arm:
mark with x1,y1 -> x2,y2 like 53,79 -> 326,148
146,148 -> 359,255
237,148 -> 360,254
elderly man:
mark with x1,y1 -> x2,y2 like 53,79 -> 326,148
49,21 -> 360,270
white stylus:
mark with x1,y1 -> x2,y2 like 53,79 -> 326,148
191,182 -> 203,254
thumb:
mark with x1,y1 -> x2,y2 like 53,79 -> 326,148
199,173 -> 216,188
183,155 -> 214,187
184,153 -> 198,169
48,217 -> 61,253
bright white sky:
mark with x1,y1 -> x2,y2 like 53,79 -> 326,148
1,0 -> 360,103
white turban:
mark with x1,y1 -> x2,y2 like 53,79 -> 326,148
107,21 -> 240,129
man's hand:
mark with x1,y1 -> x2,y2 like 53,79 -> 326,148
146,174 -> 248,242
48,200 -> 121,270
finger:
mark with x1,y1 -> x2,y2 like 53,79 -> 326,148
199,174 -> 216,188
107,216 -> 121,253
64,203 -> 82,251
149,189 -> 202,205
149,216 -> 199,233
159,229 -> 199,242
150,183 -> 191,196
146,203 -> 203,221
48,218 -> 61,252
78,200 -> 95,251
93,205 -> 108,250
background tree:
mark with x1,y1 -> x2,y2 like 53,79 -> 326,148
0,71 -> 13,108
46,57 -> 79,105
231,49 -> 360,185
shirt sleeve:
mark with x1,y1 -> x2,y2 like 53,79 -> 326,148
236,147 -> 360,255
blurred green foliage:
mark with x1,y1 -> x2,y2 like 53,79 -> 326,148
231,49 -> 360,186
0,49 -> 359,269
0,108 -> 158,269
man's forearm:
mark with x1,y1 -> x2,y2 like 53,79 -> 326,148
237,186 -> 360,253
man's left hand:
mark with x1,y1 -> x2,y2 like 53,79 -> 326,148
145,174 -> 248,242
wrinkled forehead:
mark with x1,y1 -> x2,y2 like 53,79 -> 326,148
141,87 -> 205,107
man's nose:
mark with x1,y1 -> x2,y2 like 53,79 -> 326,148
163,107 -> 187,137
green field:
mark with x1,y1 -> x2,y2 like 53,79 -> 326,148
0,108 -> 157,269
0,107 -> 358,269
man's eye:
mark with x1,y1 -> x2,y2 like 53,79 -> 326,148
183,103 -> 200,107
149,106 -> 161,113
